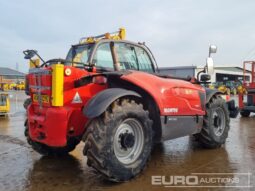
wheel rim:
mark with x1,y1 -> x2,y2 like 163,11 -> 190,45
212,107 -> 226,136
113,118 -> 144,165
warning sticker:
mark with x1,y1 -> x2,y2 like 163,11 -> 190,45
72,92 -> 82,103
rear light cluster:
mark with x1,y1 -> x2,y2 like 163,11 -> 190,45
172,87 -> 198,98
172,87 -> 202,110
65,68 -> 72,76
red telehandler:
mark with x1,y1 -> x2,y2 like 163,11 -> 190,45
23,28 -> 238,182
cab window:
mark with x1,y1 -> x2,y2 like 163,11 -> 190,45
114,43 -> 138,70
66,44 -> 93,66
115,42 -> 154,72
93,43 -> 114,70
0,95 -> 7,106
135,46 -> 154,73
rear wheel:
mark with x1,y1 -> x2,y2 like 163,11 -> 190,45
24,120 -> 80,156
240,110 -> 250,117
83,99 -> 153,182
195,95 -> 230,148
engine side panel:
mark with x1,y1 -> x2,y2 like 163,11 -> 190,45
121,71 -> 206,116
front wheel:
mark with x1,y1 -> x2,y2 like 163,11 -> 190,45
83,99 -> 153,182
195,95 -> 230,148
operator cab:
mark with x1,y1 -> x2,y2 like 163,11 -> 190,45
23,28 -> 157,74
23,28 -> 217,84
65,29 -> 157,73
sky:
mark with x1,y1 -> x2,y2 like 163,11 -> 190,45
1,0 -> 255,73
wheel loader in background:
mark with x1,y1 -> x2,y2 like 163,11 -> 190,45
217,82 -> 231,95
8,83 -> 17,90
0,83 -> 9,91
0,82 -> 25,91
23,28 -> 238,182
0,92 -> 10,116
211,81 -> 242,95
16,81 -> 25,90
225,81 -> 237,95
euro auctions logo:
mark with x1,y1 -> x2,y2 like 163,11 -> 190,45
152,175 -> 199,186
151,173 -> 252,188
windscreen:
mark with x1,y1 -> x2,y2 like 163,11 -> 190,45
0,95 -> 7,106
66,44 -> 94,66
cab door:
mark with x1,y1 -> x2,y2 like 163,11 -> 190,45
91,42 -> 115,72
113,42 -> 156,73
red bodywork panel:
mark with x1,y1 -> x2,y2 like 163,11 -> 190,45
121,71 -> 206,116
27,67 -> 205,147
27,67 -> 106,146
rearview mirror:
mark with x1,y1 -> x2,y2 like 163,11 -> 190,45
209,45 -> 217,57
206,45 -> 217,75
23,50 -> 37,60
206,57 -> 214,75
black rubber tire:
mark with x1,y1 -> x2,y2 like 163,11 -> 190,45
23,98 -> 32,110
24,120 -> 80,156
83,99 -> 153,182
240,110 -> 250,117
195,95 -> 230,148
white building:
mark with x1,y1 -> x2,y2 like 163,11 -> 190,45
159,66 -> 251,83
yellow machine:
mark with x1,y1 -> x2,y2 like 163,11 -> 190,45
16,82 -> 25,90
208,83 -> 215,89
8,83 -> 17,90
0,83 -> 9,91
218,85 -> 231,95
209,82 -> 231,95
237,84 -> 247,94
0,92 -> 10,116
